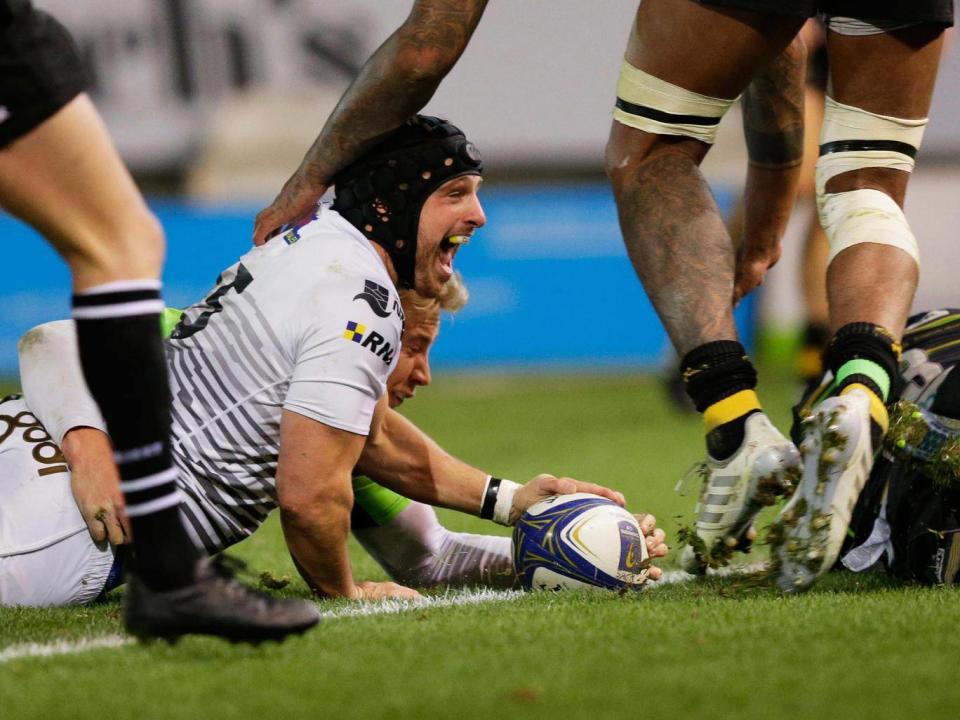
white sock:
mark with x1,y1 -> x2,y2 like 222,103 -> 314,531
353,501 -> 515,589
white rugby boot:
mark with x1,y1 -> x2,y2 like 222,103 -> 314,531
680,412 -> 801,573
771,388 -> 876,593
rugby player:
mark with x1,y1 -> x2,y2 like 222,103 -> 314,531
2,116 -> 632,612
0,1 -> 314,639
353,283 -> 669,589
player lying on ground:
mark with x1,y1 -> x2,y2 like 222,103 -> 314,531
781,309 -> 960,587
1,117 -> 654,609
2,276 -> 669,606
351,284 -> 669,590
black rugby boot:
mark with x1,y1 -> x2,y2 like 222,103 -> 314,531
123,556 -> 320,643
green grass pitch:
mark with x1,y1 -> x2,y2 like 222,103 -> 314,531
2,369 -> 959,719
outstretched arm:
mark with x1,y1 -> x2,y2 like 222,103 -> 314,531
356,403 -> 625,524
253,0 -> 489,245
734,35 -> 807,304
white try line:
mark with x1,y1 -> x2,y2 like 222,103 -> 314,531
0,634 -> 133,663
0,588 -> 523,664
0,569 -> 769,664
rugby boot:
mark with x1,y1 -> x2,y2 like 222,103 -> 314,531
680,412 -> 801,573
123,555 -> 320,643
771,389 -> 875,593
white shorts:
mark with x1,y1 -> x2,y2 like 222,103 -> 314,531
0,395 -> 114,607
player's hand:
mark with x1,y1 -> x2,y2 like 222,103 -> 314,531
253,168 -> 328,246
62,428 -> 130,546
510,473 -> 626,525
634,513 -> 668,581
733,242 -> 782,306
354,580 -> 423,601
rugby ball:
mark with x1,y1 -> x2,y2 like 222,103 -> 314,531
512,493 -> 650,592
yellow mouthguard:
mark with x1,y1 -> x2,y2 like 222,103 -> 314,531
448,235 -> 470,245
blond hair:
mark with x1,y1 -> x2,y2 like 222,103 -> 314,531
399,272 -> 469,327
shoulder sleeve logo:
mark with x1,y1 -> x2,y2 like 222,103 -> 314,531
354,280 -> 391,318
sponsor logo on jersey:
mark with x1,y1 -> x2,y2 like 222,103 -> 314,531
354,280 -> 392,318
0,406 -> 68,476
344,321 -> 367,343
343,321 -> 395,364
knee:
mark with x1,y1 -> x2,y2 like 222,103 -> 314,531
605,130 -> 706,193
109,207 -> 166,277
68,206 -> 166,281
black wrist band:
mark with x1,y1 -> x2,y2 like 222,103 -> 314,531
480,477 -> 502,519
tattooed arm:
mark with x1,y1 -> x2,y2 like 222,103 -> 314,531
253,0 -> 489,245
733,35 -> 806,303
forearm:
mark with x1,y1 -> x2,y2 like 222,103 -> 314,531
295,0 -> 487,185
740,36 -> 806,248
356,408 -> 488,515
280,494 -> 356,598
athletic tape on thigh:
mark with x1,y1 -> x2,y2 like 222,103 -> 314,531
816,97 -> 925,266
612,61 -> 735,144
816,96 -> 927,189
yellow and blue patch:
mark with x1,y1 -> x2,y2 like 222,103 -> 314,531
343,321 -> 366,343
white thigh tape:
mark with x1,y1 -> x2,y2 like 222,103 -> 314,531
819,188 -> 920,267
612,60 -> 735,144
825,16 -> 919,36
816,96 -> 927,189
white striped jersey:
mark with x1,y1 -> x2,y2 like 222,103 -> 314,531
166,206 -> 403,553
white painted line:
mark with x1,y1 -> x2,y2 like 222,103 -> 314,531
0,588 -> 523,664
318,587 -> 524,620
0,635 -> 132,664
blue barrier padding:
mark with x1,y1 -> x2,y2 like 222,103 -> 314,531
0,183 -> 750,374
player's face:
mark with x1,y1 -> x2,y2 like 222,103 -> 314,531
414,175 -> 485,298
387,318 -> 439,407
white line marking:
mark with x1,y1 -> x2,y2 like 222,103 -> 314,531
0,588 -> 523,664
4,571 -> 772,665
0,635 -> 132,663
318,587 -> 523,620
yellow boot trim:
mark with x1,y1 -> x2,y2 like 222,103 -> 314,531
841,383 -> 889,434
703,390 -> 761,434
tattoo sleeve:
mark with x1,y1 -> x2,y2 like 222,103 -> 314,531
296,0 -> 489,186
741,37 -> 806,170
734,36 -> 807,277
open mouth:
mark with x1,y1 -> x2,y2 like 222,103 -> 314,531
437,235 -> 467,278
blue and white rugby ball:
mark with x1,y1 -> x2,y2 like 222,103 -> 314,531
512,493 -> 650,592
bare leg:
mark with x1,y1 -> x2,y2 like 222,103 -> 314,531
0,94 -> 163,289
606,0 -> 802,355
608,1 -> 806,572
825,26 -> 945,337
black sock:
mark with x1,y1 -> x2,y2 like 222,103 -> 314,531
680,341 -> 761,460
823,322 -> 900,400
73,280 -> 198,590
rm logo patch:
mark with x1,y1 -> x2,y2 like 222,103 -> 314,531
343,321 -> 395,364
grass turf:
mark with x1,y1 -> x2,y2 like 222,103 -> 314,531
2,370 -> 959,719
